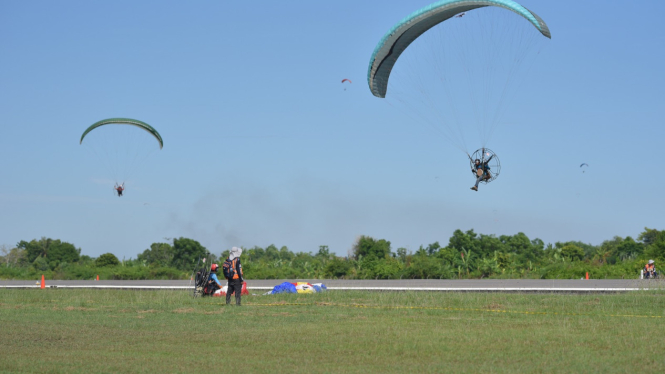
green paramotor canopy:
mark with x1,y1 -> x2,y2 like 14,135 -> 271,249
80,118 -> 163,149
367,0 -> 551,98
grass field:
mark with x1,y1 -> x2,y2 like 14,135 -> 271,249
1,289 -> 664,373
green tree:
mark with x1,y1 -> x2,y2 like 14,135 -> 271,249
617,237 -> 643,260
18,237 -> 80,270
598,236 -> 623,263
245,246 -> 264,261
396,247 -> 408,262
324,257 -> 352,278
137,242 -> 175,267
436,247 -> 457,266
317,245 -> 330,257
555,241 -> 597,260
279,246 -> 294,261
32,255 -> 49,271
95,253 -> 120,267
373,257 -> 403,279
426,242 -> 441,256
493,250 -> 512,270
171,237 -> 208,271
500,232 -> 542,263
1,245 -> 27,268
642,228 -> 665,260
478,257 -> 500,277
592,247 -> 611,264
447,229 -> 479,253
405,255 -> 453,279
638,227 -> 660,246
560,244 -> 585,261
477,234 -> 507,258
264,245 -> 280,261
352,236 -> 391,260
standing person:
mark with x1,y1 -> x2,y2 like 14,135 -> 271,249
223,247 -> 244,306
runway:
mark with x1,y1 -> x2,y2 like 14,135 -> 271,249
1,279 -> 662,292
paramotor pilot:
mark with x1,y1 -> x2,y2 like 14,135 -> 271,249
470,154 -> 493,191
114,183 -> 125,197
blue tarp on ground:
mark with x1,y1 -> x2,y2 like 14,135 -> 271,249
271,282 -> 297,294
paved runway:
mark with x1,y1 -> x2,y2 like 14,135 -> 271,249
2,279 -> 662,292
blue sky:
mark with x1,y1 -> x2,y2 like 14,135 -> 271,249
1,0 -> 663,259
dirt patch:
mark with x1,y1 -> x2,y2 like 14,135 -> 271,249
173,308 -> 196,314
138,309 -> 158,314
64,306 -> 97,311
203,310 -> 225,315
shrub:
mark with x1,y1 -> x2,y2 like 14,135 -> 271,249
96,253 -> 120,267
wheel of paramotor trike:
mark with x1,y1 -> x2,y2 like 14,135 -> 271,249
469,148 -> 500,184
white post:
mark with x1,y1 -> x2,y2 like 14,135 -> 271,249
640,269 -> 643,280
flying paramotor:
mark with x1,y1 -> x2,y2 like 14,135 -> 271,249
80,118 -> 163,192
367,0 -> 551,186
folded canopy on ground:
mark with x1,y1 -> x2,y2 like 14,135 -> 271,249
268,282 -> 327,294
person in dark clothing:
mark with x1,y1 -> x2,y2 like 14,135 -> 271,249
225,247 -> 244,306
114,183 -> 125,197
470,153 -> 493,191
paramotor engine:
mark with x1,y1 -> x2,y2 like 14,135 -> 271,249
469,148 -> 501,184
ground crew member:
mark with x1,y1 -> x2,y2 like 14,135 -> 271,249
225,247 -> 244,306
644,260 -> 657,279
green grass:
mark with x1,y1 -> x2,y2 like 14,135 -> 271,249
1,289 -> 664,373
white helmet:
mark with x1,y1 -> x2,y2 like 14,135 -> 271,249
648,259 -> 655,264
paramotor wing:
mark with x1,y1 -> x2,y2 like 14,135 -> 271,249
367,0 -> 551,98
80,118 -> 163,187
80,118 -> 163,149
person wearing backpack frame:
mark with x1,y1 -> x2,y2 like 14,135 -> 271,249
205,263 -> 223,296
223,247 -> 244,305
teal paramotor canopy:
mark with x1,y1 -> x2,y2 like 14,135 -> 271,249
367,0 -> 551,98
80,118 -> 163,149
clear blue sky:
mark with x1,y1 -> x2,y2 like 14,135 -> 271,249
1,0 -> 663,259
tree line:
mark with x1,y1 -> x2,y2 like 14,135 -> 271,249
1,227 -> 663,280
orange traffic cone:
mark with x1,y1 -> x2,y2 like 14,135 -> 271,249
96,275 -> 99,281
40,275 -> 45,289
585,272 -> 589,280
